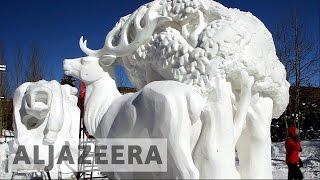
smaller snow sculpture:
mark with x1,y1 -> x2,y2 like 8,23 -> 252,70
12,80 -> 80,179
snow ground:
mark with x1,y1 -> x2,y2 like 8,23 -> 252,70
272,139 -> 320,179
1,138 -> 319,179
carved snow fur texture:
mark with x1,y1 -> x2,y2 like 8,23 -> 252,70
118,0 -> 289,118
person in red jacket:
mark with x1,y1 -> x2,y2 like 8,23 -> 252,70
285,126 -> 303,180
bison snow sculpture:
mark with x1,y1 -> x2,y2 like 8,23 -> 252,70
65,0 -> 290,179
12,80 -> 80,179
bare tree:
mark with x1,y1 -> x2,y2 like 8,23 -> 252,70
12,47 -> 25,89
275,12 -> 320,128
26,43 -> 45,82
7,43 -> 46,97
275,14 -> 320,85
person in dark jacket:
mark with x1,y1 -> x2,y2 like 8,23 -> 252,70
285,126 -> 303,180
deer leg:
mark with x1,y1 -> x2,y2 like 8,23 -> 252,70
167,133 -> 199,179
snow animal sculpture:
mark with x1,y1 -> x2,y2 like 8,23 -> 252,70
64,55 -> 207,179
12,80 -> 80,178
64,49 -> 258,179
73,0 -> 290,178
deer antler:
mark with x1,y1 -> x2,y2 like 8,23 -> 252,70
80,3 -> 172,66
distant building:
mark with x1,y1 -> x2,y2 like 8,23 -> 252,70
0,64 -> 6,99
0,64 -> 11,137
0,99 -> 13,137
0,65 -> 5,71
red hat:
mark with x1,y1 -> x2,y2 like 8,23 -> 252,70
288,126 -> 297,137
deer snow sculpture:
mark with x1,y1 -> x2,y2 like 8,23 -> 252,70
64,55 -> 206,179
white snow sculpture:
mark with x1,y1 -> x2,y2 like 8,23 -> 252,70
12,80 -> 80,178
67,0 -> 289,178
64,56 -> 207,179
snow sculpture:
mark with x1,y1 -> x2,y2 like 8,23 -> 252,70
66,0 -> 289,178
12,80 -> 80,178
64,56 -> 206,179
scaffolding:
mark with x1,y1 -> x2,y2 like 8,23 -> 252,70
76,85 -> 136,179
0,64 -> 6,99
0,99 -> 14,143
76,121 -> 104,179
76,82 -> 107,179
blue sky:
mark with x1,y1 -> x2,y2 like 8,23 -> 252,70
0,0 -> 319,87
